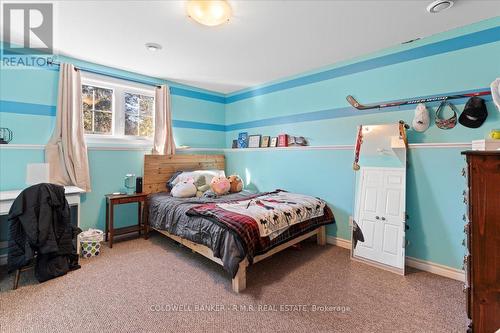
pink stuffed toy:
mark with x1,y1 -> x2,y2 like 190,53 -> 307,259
210,175 -> 230,195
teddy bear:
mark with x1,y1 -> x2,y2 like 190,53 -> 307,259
194,175 -> 211,197
228,175 -> 243,193
210,175 -> 231,196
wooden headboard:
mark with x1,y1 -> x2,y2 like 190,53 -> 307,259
143,154 -> 225,194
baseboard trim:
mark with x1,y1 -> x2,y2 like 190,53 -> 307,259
405,256 -> 465,282
326,236 -> 465,282
326,235 -> 351,249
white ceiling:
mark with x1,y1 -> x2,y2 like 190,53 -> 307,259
6,1 -> 500,93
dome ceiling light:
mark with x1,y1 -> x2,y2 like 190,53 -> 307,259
145,43 -> 162,51
186,0 -> 232,27
426,0 -> 454,13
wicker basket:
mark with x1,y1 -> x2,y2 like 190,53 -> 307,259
79,229 -> 104,258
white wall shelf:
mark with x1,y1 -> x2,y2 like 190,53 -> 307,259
0,142 -> 471,152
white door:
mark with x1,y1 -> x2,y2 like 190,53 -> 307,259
354,167 -> 405,270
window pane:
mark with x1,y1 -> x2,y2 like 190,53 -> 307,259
82,84 -> 113,135
124,92 -> 154,137
94,87 -> 113,111
83,110 -> 93,132
82,85 -> 93,112
139,96 -> 154,117
125,114 -> 138,136
139,116 -> 154,137
94,111 -> 112,134
125,92 -> 139,114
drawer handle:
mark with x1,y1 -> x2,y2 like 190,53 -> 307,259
381,217 -> 386,221
375,216 -> 380,220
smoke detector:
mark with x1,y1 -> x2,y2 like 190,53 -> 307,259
427,0 -> 454,13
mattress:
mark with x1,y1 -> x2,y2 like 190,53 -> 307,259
147,190 -> 334,277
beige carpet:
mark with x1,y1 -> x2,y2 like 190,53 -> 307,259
0,234 -> 466,333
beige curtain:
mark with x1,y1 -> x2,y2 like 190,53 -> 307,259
152,85 -> 176,155
45,63 -> 91,192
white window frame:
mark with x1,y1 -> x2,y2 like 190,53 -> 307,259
81,72 -> 155,147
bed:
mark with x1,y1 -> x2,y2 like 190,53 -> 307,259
143,154 -> 335,292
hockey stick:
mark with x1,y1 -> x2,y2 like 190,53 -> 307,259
346,90 -> 491,111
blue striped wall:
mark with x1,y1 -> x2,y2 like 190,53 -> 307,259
1,17 -> 499,268
224,17 -> 500,270
0,49 -> 227,247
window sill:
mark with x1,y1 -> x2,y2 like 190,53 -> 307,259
85,135 -> 153,150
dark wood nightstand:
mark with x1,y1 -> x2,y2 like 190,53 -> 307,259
105,193 -> 148,248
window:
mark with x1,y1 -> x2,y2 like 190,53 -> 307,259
81,73 -> 155,142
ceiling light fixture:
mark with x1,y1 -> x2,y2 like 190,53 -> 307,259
186,0 -> 232,27
426,0 -> 454,13
145,43 -> 162,52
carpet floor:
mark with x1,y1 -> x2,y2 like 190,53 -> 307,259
0,234 -> 466,333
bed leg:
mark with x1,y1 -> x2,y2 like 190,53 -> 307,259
317,226 -> 326,246
232,259 -> 248,293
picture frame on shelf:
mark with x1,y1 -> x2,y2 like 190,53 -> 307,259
278,133 -> 288,147
237,132 -> 248,148
248,135 -> 261,148
270,137 -> 278,147
261,136 -> 270,148
232,140 -> 238,148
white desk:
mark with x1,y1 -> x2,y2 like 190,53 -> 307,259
0,186 -> 84,217
0,186 -> 84,261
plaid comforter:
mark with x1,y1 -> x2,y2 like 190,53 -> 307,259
187,190 -> 335,261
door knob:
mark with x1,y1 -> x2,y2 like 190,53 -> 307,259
375,216 -> 380,220
381,217 -> 386,221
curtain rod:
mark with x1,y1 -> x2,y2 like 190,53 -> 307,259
47,60 -> 162,88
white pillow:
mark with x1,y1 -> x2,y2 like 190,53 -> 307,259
171,181 -> 197,198
172,170 -> 225,187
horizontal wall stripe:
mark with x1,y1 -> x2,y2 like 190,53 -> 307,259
0,100 -> 56,116
226,87 -> 492,131
170,87 -> 226,104
172,119 -> 226,132
3,27 -> 498,106
1,87 -> 492,132
226,26 -> 500,103
0,100 -> 225,131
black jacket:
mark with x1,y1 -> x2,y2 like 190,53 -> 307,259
8,183 -> 81,282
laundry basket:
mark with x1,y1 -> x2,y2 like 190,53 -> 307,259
79,229 -> 104,258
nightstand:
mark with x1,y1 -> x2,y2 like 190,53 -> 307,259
105,193 -> 148,248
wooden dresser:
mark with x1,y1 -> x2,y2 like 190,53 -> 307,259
462,151 -> 500,333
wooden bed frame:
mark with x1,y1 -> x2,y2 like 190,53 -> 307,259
143,154 -> 327,292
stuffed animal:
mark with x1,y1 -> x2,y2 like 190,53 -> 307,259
228,175 -> 243,193
171,181 -> 197,198
193,175 -> 210,197
210,175 -> 230,195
